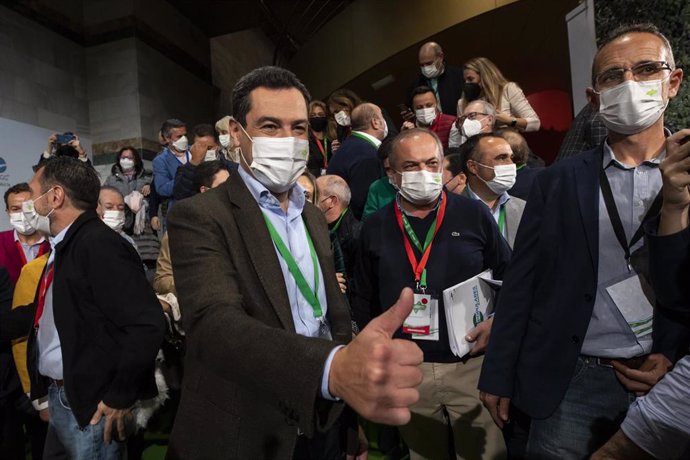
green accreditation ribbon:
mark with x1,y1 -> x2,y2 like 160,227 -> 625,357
330,208 -> 348,234
262,214 -> 322,318
394,193 -> 447,290
351,132 -> 379,149
498,206 -> 506,235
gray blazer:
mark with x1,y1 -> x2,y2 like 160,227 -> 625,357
165,169 -> 352,459
461,187 -> 526,248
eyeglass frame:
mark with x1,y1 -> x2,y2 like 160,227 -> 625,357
457,112 -> 489,123
593,60 -> 674,89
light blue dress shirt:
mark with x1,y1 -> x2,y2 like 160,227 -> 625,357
238,167 -> 340,399
14,230 -> 45,262
581,142 -> 663,358
37,222 -> 73,380
465,183 -> 510,238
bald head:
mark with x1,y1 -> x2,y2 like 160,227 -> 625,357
315,174 -> 351,222
419,42 -> 443,64
351,103 -> 386,139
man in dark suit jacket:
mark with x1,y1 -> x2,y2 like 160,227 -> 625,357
326,103 -> 386,220
479,25 -> 690,459
591,129 -> 690,459
407,42 -> 464,116
4,157 -> 165,458
165,66 -> 423,460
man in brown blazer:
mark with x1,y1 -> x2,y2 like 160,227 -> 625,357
165,66 -> 423,459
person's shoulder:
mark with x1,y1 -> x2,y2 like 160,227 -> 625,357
507,195 -> 527,210
169,182 -> 229,222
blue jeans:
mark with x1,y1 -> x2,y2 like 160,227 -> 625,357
47,382 -> 123,460
525,356 -> 635,459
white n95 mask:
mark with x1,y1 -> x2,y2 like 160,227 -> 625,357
22,194 -> 53,236
597,79 -> 668,135
398,170 -> 443,205
461,118 -> 483,138
421,63 -> 441,79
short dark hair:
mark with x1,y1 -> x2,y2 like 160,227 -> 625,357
232,66 -> 311,127
495,127 -> 529,166
411,85 -> 436,100
36,156 -> 101,211
114,146 -> 143,175
192,123 -> 216,142
444,153 -> 464,177
161,119 -> 186,140
378,137 -> 395,164
458,132 -> 500,175
54,144 -> 80,159
4,182 -> 31,209
592,23 -> 674,86
193,160 -> 226,191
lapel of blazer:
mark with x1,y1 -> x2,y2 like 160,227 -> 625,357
226,170 -> 295,332
302,205 -> 351,343
505,198 -> 524,249
574,147 -> 601,272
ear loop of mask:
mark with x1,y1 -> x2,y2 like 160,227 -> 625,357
228,116 -> 254,171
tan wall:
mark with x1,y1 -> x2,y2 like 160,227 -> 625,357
289,0 -> 518,98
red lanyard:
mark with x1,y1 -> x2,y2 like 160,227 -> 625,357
34,263 -> 54,328
15,240 -> 47,266
394,192 -> 447,289
313,134 -> 328,168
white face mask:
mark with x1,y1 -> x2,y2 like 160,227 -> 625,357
334,111 -> 351,127
238,124 -> 308,194
398,170 -> 443,205
461,118 -> 483,138
381,119 -> 389,139
219,134 -> 232,148
597,79 -> 668,135
22,190 -> 54,236
476,163 -> 517,195
10,212 -> 36,236
415,107 -> 437,126
204,149 -> 218,162
119,158 -> 135,171
171,135 -> 189,152
421,60 -> 442,79
102,210 -> 125,232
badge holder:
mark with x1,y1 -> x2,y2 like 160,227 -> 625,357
403,269 -> 440,341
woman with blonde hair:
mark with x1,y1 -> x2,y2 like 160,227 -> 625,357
214,115 -> 240,163
326,88 -> 362,149
457,57 -> 540,132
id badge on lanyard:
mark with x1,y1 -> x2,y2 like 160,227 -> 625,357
404,288 -> 440,341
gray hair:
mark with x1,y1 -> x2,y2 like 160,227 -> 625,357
465,99 -> 496,118
389,128 -> 444,167
317,175 -> 351,206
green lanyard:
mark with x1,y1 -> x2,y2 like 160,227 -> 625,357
516,163 -> 526,171
262,214 -> 322,318
498,206 -> 506,235
400,212 -> 438,254
400,212 -> 439,287
330,208 -> 348,234
351,132 -> 379,149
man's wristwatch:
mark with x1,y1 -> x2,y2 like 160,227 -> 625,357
510,117 -> 518,128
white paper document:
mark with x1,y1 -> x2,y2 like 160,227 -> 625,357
442,270 -> 501,358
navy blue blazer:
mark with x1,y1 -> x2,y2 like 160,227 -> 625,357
479,146 -> 690,419
326,135 -> 382,221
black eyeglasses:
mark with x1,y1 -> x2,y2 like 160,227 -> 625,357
595,61 -> 673,89
458,112 -> 488,123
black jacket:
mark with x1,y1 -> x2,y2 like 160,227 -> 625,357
173,159 -> 239,201
407,64 -> 465,116
25,211 -> 165,426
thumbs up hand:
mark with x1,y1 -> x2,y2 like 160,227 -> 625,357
328,288 -> 424,425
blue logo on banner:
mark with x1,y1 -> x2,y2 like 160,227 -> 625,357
0,158 -> 6,173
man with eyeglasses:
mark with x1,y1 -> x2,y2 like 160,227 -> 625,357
448,100 -> 496,148
479,23 -> 690,458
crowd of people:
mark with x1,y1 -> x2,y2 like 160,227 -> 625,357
0,20 -> 688,460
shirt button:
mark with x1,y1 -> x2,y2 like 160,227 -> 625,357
636,200 -> 644,207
